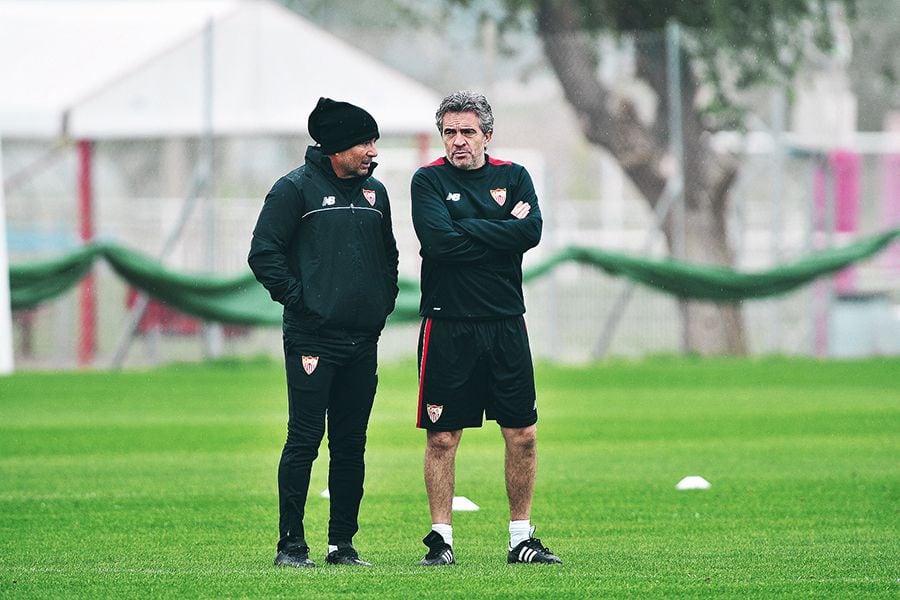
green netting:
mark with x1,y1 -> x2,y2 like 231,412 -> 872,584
8,228 -> 899,326
524,228 -> 900,301
9,244 -> 102,310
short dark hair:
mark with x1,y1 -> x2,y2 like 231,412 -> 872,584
435,90 -> 494,134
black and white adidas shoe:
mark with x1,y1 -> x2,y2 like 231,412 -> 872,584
419,530 -> 455,566
507,530 -> 562,564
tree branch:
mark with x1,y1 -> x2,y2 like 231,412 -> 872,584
536,0 -> 668,207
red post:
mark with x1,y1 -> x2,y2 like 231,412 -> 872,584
830,150 -> 860,294
417,132 -> 430,166
812,150 -> 861,357
78,140 -> 96,367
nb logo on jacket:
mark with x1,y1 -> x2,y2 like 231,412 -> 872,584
322,196 -> 336,206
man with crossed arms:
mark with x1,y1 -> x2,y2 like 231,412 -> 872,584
410,90 -> 562,566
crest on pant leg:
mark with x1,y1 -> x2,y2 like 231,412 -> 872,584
301,355 -> 319,375
426,404 -> 443,423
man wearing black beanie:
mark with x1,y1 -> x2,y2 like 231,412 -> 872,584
249,97 -> 398,568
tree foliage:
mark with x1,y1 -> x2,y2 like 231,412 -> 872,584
460,0 -> 856,129
448,0 -> 859,355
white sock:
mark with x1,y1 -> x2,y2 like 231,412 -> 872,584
328,544 -> 338,554
509,519 -> 532,549
432,523 -> 453,548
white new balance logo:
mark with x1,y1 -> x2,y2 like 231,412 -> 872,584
322,196 -> 336,206
446,192 -> 460,202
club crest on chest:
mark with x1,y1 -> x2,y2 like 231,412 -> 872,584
490,188 -> 507,206
363,189 -> 376,206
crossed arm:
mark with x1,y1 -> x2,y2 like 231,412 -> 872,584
454,198 -> 541,253
411,171 -> 542,262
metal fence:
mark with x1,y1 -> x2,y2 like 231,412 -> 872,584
3,21 -> 899,369
4,136 -> 898,369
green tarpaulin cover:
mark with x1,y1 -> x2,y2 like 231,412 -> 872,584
9,228 -> 899,326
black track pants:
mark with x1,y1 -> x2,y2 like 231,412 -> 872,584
277,341 -> 377,550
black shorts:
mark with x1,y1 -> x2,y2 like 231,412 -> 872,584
416,316 -> 537,430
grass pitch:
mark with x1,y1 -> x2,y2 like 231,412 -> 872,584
0,356 -> 897,598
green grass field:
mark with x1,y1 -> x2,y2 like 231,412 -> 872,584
0,356 -> 897,598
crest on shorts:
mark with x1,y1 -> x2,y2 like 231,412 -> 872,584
363,189 -> 376,206
301,355 -> 319,375
490,188 -> 507,206
426,404 -> 444,423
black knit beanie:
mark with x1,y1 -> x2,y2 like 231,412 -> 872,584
307,97 -> 380,155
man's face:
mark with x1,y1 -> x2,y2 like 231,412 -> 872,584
329,139 -> 378,178
441,111 -> 491,170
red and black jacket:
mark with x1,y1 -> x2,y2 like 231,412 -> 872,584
410,155 -> 542,320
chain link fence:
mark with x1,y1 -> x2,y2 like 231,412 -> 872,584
4,24 -> 898,369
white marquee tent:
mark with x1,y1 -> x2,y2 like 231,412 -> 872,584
0,0 -> 442,139
0,0 -> 443,371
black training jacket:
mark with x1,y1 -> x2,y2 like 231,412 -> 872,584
248,146 -> 399,345
411,155 -> 542,319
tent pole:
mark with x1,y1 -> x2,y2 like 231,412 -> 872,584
593,23 -> 684,359
112,18 -> 218,369
109,161 -> 210,369
592,176 -> 681,358
0,135 -> 14,374
77,139 -> 96,367
666,20 -> 688,355
201,17 -> 223,360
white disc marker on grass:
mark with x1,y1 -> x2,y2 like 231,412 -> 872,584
676,476 -> 711,490
452,496 -> 480,511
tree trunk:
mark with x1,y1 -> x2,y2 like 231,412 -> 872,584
536,0 -> 747,355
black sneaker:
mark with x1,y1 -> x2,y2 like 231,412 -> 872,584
419,530 -> 455,566
274,545 -> 316,568
325,544 -> 373,566
507,530 -> 562,564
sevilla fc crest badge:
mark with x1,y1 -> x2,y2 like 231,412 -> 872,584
363,189 -> 376,206
490,188 -> 507,206
301,355 -> 319,375
426,404 -> 444,423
